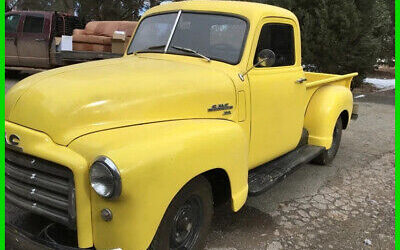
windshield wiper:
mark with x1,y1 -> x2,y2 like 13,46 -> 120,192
133,45 -> 211,62
171,45 -> 211,62
132,44 -> 167,55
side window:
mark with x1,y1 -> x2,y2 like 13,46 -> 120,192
23,15 -> 44,33
5,14 -> 21,33
254,23 -> 295,67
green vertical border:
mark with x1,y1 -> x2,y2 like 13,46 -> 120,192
396,0 -> 399,248
0,2 -> 397,250
1,0 -> 5,249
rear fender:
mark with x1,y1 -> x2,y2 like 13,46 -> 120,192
304,85 -> 353,149
68,119 -> 248,250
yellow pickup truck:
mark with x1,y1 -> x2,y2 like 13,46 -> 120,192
5,1 -> 358,250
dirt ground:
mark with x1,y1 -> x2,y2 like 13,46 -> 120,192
368,66 -> 395,79
5,74 -> 395,250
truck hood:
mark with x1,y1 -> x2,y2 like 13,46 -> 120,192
5,56 -> 236,146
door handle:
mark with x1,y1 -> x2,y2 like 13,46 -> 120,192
35,38 -> 45,42
295,78 -> 307,84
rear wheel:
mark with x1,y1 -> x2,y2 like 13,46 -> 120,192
149,176 -> 213,250
312,117 -> 343,165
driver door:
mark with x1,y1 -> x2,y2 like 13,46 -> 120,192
17,14 -> 50,68
5,13 -> 22,66
248,17 -> 306,168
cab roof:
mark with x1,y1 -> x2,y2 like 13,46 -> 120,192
144,0 -> 297,22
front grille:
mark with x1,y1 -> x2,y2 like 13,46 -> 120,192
5,149 -> 76,229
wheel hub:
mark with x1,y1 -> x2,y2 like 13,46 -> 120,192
170,196 -> 202,249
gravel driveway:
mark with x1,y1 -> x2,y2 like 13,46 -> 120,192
206,92 -> 395,249
5,75 -> 395,250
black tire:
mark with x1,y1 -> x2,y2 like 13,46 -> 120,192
149,176 -> 213,250
312,117 -> 343,165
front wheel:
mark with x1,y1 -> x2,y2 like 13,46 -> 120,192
312,116 -> 343,165
149,176 -> 213,250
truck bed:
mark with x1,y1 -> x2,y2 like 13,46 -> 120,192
6,51 -> 123,72
57,50 -> 122,62
304,72 -> 358,102
304,72 -> 358,89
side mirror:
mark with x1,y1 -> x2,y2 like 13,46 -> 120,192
256,49 -> 276,67
238,49 -> 276,81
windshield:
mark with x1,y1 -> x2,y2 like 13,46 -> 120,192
128,12 -> 248,64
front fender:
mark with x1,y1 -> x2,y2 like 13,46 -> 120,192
68,119 -> 248,250
304,85 -> 353,149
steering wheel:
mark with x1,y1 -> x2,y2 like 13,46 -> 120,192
210,43 -> 237,52
210,43 -> 238,61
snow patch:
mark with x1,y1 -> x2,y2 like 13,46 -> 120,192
363,78 -> 395,89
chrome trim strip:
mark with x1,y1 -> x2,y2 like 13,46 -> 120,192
92,156 -> 122,199
164,10 -> 182,53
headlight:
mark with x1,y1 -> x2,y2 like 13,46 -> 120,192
89,156 -> 122,199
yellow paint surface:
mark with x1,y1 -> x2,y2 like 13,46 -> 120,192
5,1 -> 356,249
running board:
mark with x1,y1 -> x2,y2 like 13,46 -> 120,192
248,145 -> 324,196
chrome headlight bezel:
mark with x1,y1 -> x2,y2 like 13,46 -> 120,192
89,156 -> 122,199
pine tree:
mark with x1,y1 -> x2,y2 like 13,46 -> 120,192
13,0 -> 145,21
375,0 -> 395,66
256,0 -> 392,87
14,0 -> 74,13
